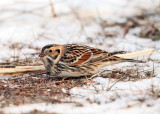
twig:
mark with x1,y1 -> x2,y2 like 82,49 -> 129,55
49,0 -> 56,17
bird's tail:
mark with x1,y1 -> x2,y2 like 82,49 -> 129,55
120,58 -> 145,63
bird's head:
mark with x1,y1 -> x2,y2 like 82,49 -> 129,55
39,44 -> 65,65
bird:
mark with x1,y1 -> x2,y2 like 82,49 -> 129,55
39,44 -> 143,77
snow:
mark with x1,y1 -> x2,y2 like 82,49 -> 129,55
0,0 -> 160,113
2,100 -> 160,114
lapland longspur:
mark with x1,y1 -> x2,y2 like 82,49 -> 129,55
39,44 -> 142,77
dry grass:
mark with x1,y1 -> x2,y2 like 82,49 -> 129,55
0,74 -> 87,108
102,68 -> 155,81
0,63 -> 155,108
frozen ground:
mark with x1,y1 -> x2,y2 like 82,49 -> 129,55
0,0 -> 160,114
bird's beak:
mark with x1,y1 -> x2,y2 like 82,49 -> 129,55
39,52 -> 46,57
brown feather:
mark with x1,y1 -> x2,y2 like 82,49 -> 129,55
69,52 -> 92,66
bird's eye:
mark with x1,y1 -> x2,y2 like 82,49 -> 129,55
55,49 -> 60,53
49,50 -> 52,53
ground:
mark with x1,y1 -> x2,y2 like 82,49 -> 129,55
0,0 -> 160,114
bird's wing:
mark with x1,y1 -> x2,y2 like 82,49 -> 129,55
60,44 -> 126,66
61,44 -> 93,66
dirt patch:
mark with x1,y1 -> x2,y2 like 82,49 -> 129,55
99,11 -> 160,40
102,68 -> 155,81
0,74 -> 87,108
139,25 -> 160,41
0,67 -> 155,108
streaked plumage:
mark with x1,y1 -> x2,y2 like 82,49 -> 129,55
39,44 -> 142,77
